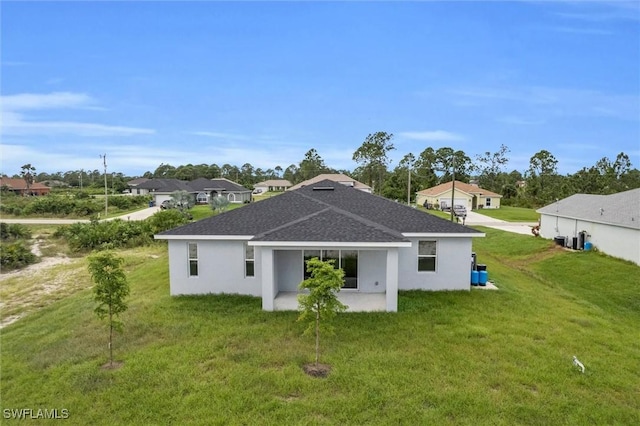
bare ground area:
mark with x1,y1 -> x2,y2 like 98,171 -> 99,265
0,239 -> 88,329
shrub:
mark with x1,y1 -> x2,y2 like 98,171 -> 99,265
55,219 -> 153,252
0,241 -> 37,270
0,223 -> 32,241
147,209 -> 190,234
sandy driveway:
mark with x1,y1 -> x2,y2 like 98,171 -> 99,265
464,211 -> 537,236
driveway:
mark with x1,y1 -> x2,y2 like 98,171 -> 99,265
0,206 -> 161,225
464,211 -> 537,236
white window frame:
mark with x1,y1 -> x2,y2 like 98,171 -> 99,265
485,197 -> 492,207
188,242 -> 198,277
245,243 -> 255,278
417,240 -> 437,272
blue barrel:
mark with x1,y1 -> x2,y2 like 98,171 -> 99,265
479,270 -> 488,286
471,270 -> 479,286
585,241 -> 592,251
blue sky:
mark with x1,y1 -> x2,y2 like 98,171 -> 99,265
1,1 -> 638,177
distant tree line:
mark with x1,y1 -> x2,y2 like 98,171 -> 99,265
4,132 -> 639,208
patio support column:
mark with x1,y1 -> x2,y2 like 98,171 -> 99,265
385,248 -> 399,312
261,248 -> 275,311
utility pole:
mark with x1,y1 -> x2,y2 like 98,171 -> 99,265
450,154 -> 456,222
100,154 -> 108,217
79,169 -> 83,190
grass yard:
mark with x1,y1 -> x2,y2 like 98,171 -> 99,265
474,206 -> 539,222
1,232 -> 639,424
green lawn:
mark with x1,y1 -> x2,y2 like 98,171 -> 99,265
474,206 -> 539,222
1,232 -> 639,424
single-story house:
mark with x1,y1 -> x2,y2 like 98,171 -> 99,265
155,179 -> 484,312
416,181 -> 502,210
135,178 -> 251,205
537,188 -> 640,265
253,179 -> 292,193
136,179 -> 196,205
288,173 -> 372,193
125,178 -> 150,195
189,178 -> 252,204
0,177 -> 51,196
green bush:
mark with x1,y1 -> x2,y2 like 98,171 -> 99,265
0,223 -> 32,241
147,210 -> 190,234
0,241 -> 37,270
54,219 -> 154,252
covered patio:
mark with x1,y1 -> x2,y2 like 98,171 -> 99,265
273,291 -> 387,312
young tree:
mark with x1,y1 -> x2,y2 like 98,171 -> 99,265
298,257 -> 347,370
170,190 -> 192,211
88,251 -> 130,368
352,131 -> 395,194
210,195 -> 230,213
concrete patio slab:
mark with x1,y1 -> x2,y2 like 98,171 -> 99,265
274,292 -> 386,312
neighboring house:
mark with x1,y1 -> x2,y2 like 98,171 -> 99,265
190,178 -> 252,204
0,177 -> 51,196
537,188 -> 640,265
126,178 -> 150,195
155,179 -> 484,312
416,181 -> 502,210
136,179 -> 196,205
288,174 -> 372,193
253,179 -> 292,193
136,177 -> 251,205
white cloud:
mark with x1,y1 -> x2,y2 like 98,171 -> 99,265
1,92 -> 93,110
398,130 -> 465,142
0,92 -> 155,137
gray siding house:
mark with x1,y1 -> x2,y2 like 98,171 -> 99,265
537,188 -> 640,265
156,180 -> 484,312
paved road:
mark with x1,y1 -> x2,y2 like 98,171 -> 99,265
464,211 -> 537,236
0,206 -> 161,225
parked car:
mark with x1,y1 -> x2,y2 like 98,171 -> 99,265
453,205 -> 467,218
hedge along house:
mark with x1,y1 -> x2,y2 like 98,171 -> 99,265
155,180 -> 484,312
416,181 -> 502,210
537,188 -> 640,265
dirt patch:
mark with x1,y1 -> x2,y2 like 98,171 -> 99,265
101,361 -> 124,370
303,363 -> 331,378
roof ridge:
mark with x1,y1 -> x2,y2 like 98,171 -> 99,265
294,188 -> 407,239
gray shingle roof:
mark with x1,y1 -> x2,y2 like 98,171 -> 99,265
158,179 -> 482,241
137,179 -> 194,192
537,188 -> 640,230
137,178 -> 249,193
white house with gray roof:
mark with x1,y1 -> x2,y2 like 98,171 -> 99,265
156,180 -> 484,312
537,188 -> 640,265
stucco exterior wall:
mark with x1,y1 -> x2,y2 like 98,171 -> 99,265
273,249 -> 387,293
398,237 -> 472,291
540,214 -> 640,265
167,240 -> 261,296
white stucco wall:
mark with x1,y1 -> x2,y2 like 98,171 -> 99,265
398,237 -> 472,291
167,240 -> 261,296
273,249 -> 387,293
540,214 -> 640,265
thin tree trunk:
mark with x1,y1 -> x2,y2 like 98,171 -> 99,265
315,304 -> 320,366
109,305 -> 113,367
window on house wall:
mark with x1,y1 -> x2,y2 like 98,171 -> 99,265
245,243 -> 255,277
188,243 -> 198,277
486,198 -> 492,207
302,249 -> 358,289
418,241 -> 437,272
